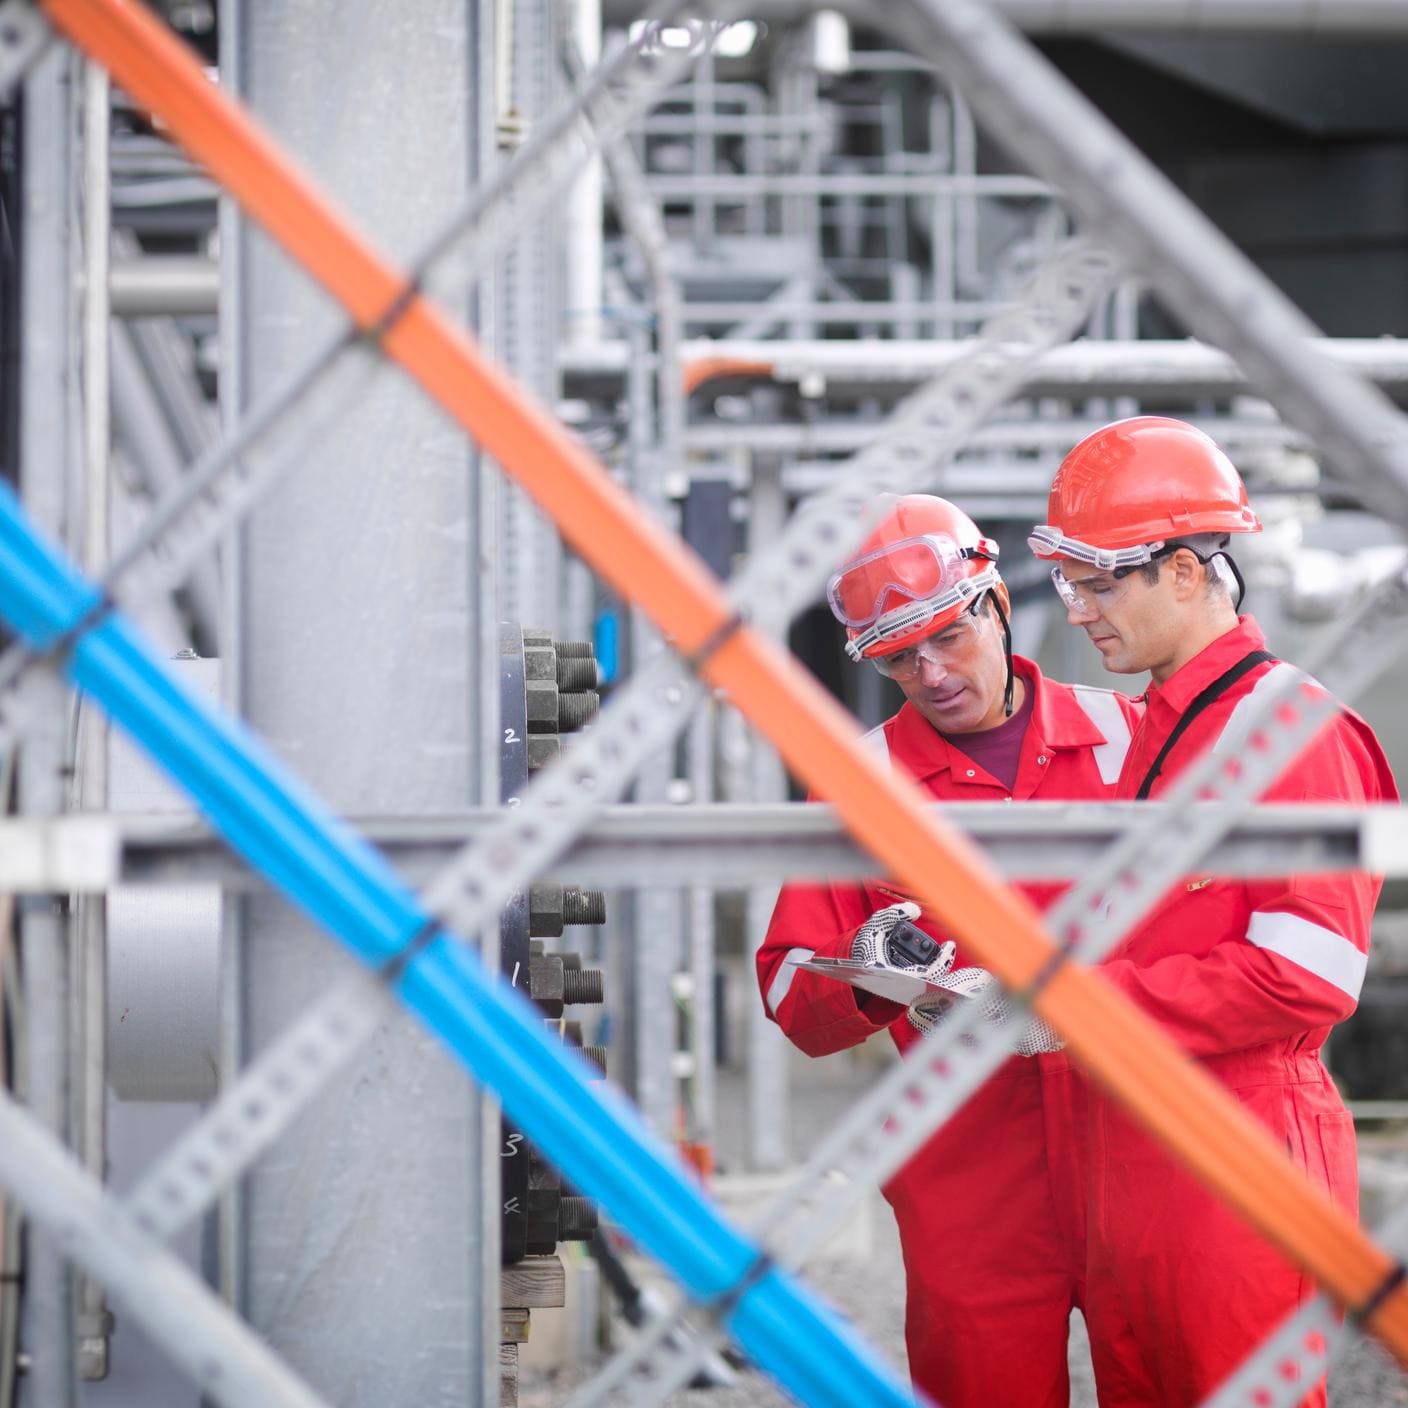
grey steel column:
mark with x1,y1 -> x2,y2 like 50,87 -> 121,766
75,57 -> 112,1386
497,0 -> 563,634
624,301 -> 682,1136
685,705 -> 716,1161
467,2 -> 503,1403
18,43 -> 80,1408
225,6 -> 490,1402
745,456 -> 790,1172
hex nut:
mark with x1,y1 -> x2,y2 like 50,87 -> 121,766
525,679 -> 560,732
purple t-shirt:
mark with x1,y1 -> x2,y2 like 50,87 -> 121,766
942,680 -> 1034,792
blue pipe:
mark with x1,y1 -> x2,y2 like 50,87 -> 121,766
0,482 -> 918,1408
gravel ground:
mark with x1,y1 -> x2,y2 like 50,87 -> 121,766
519,1043 -> 1408,1406
521,1221 -> 1408,1407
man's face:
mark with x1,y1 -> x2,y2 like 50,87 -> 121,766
881,605 -> 1010,734
1053,557 -> 1181,676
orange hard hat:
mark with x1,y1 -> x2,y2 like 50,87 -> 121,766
1029,416 -> 1261,566
827,495 -> 1002,661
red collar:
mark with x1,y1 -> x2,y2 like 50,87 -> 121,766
888,655 -> 1110,781
1145,616 -> 1269,716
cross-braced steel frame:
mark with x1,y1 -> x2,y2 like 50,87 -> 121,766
3,2 -> 1408,1406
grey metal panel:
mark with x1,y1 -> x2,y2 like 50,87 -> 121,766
226,4 -> 487,1402
106,660 -> 222,1103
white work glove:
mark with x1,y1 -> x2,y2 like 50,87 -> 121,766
850,901 -> 956,981
907,966 -> 1064,1056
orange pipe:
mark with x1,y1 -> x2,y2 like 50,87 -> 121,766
682,356 -> 776,396
46,0 -> 1408,1359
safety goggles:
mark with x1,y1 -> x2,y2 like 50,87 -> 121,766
843,565 -> 1001,661
1027,525 -> 1165,570
871,611 -> 983,680
829,532 -> 1000,660
829,532 -> 1000,627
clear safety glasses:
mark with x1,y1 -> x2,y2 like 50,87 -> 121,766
1049,564 -> 1145,616
871,611 -> 983,680
1049,541 -> 1203,615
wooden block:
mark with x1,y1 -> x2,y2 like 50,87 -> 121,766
500,1342 -> 518,1408
501,1254 -> 565,1309
501,1307 -> 530,1343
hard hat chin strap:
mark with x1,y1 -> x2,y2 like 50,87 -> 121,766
988,590 -> 1015,718
1213,551 -> 1247,611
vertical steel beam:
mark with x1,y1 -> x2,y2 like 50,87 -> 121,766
745,454 -> 789,1171
467,2 -> 502,1403
74,54 -> 111,1384
685,704 -> 716,1158
214,0 -> 249,1336
224,5 -> 491,1402
563,0 -> 604,348
18,41 -> 79,1408
618,253 -> 682,1135
497,0 -> 563,635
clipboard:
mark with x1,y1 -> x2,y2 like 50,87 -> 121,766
786,955 -> 968,1009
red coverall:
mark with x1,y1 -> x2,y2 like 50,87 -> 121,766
756,655 -> 1144,1407
1083,616 -> 1398,1407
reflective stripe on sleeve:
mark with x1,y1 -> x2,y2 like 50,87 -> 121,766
858,724 -> 890,770
1246,910 -> 1367,1001
1071,686 -> 1132,785
766,947 -> 817,1015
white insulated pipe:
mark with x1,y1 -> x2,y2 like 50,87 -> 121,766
565,0 -> 605,346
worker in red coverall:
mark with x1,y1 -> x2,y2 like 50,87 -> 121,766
756,494 -> 1143,1408
1029,416 -> 1398,1408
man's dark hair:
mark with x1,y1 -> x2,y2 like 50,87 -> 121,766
1138,534 -> 1233,594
